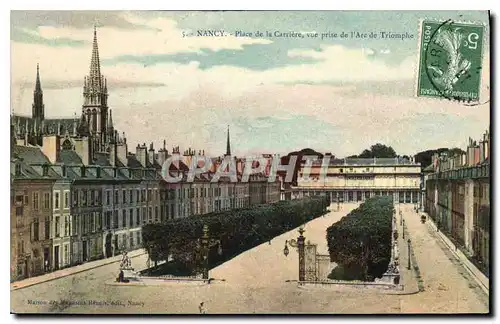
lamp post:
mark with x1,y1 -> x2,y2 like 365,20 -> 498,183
283,227 -> 306,281
402,219 -> 405,239
407,239 -> 412,270
197,224 -> 222,280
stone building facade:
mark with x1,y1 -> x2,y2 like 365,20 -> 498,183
424,129 -> 490,276
292,157 -> 421,204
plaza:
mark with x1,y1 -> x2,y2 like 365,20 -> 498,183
10,203 -> 488,314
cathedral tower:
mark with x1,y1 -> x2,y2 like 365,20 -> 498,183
32,63 -> 45,120
82,26 -> 109,152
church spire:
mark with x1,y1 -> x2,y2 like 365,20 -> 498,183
107,109 -> 114,133
35,63 -> 42,92
89,25 -> 102,91
32,63 -> 44,120
225,125 -> 231,156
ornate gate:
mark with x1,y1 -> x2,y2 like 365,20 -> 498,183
304,243 -> 317,281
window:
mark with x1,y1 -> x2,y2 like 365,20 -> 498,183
106,191 -> 111,206
33,192 -> 39,211
142,207 -> 147,224
82,190 -> 87,206
18,240 -> 24,255
114,190 -> 119,205
122,210 -> 127,229
155,206 -> 159,222
90,190 -> 94,206
45,218 -> 50,239
55,217 -> 60,237
129,190 -> 133,204
136,208 -> 140,226
148,207 -> 152,222
54,192 -> 60,210
16,206 -> 23,217
113,211 -> 118,229
123,189 -> 126,204
64,245 -> 69,266
64,216 -> 70,236
148,189 -> 152,202
136,231 -> 141,245
64,191 -> 69,209
33,219 -> 39,241
43,193 -> 50,209
130,209 -> 134,227
90,213 -> 95,232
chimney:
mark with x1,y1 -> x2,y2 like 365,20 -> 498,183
110,140 -> 118,167
148,142 -> 155,166
116,142 -> 128,166
136,143 -> 148,167
41,134 -> 60,164
158,140 -> 168,167
74,137 -> 91,165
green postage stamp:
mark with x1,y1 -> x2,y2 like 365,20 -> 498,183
417,20 -> 485,103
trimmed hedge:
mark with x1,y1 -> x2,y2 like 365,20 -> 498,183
326,196 -> 393,281
142,196 -> 329,275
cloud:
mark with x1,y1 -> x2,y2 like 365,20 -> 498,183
11,10 -> 148,30
10,11 -> 490,157
15,79 -> 166,90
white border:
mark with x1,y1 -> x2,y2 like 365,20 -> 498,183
3,3 -> 497,324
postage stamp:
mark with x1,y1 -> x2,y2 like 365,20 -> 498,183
416,20 -> 485,103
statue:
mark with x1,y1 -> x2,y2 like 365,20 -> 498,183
119,251 -> 133,270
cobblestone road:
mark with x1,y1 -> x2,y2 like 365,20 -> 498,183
11,203 -> 488,314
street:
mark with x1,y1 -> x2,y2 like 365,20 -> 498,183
11,203 -> 488,314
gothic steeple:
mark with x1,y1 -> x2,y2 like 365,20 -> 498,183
89,26 -> 102,91
82,25 -> 109,152
107,109 -> 114,130
225,125 -> 231,156
32,63 -> 45,120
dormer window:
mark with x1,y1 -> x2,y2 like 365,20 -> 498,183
42,164 -> 49,177
15,163 -> 21,176
62,165 -> 67,177
81,166 -> 86,178
96,166 -> 101,178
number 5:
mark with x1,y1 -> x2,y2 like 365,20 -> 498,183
467,33 -> 479,50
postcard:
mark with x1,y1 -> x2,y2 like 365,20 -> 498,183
10,10 -> 490,314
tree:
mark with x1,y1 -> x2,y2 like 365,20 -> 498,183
279,148 -> 324,186
351,144 -> 397,159
326,196 -> 393,281
142,196 -> 330,275
414,147 -> 462,169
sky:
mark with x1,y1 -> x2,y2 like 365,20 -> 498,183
10,10 -> 490,157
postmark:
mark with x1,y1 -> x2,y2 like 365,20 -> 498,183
416,19 -> 485,104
